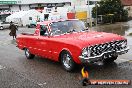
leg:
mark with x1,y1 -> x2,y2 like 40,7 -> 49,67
13,36 -> 15,40
15,34 -> 17,39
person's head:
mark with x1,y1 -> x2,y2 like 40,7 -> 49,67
10,21 -> 13,25
41,25 -> 47,31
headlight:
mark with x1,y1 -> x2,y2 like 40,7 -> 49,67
82,47 -> 90,57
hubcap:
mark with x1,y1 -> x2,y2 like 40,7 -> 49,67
0,27 -> 3,30
25,49 -> 30,57
63,54 -> 71,69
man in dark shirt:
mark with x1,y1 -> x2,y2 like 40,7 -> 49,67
9,21 -> 18,39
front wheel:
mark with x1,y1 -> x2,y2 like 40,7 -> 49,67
25,48 -> 35,59
61,51 -> 76,72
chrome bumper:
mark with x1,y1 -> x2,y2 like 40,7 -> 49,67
79,47 -> 129,63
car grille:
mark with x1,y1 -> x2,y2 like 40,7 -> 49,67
89,40 -> 127,57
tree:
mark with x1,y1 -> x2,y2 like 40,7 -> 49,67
92,0 -> 128,23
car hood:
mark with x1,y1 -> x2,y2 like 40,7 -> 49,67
52,31 -> 125,48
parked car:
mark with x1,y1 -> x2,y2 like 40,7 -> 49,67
0,21 -> 18,30
27,21 -> 37,28
16,19 -> 129,71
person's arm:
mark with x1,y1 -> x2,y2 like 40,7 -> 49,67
16,26 -> 18,31
15,25 -> 18,31
9,25 -> 11,30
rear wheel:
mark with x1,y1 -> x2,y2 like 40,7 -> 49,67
27,25 -> 31,28
103,56 -> 117,64
0,26 -> 3,30
25,48 -> 35,59
61,51 -> 76,72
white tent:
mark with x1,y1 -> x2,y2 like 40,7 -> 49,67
40,7 -> 68,21
6,10 -> 41,26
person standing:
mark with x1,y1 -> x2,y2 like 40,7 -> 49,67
9,21 -> 18,39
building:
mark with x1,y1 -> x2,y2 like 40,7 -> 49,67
0,0 -> 72,12
0,0 -> 72,21
0,0 -> 100,22
121,0 -> 132,18
121,0 -> 132,6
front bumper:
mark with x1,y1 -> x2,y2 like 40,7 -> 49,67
79,46 -> 129,63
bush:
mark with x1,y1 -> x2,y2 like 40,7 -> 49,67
92,0 -> 128,23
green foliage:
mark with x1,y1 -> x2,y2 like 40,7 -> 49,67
92,0 -> 128,23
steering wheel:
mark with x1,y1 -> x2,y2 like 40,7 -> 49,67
52,30 -> 62,35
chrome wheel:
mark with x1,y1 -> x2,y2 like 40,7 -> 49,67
25,49 -> 30,57
62,54 -> 72,69
61,51 -> 76,72
25,48 -> 35,59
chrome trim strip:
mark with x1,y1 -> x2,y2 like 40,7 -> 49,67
54,52 -> 58,54
38,49 -> 41,51
43,50 -> 46,52
29,47 -> 32,49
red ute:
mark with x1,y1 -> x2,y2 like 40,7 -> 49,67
16,19 -> 129,71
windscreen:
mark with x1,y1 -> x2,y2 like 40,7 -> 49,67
50,20 -> 86,35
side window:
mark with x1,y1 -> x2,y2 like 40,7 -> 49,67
44,14 -> 49,21
40,25 -> 48,36
29,17 -> 32,20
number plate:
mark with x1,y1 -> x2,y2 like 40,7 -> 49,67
103,52 -> 116,59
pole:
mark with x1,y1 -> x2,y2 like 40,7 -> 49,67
95,2 -> 97,26
87,0 -> 92,27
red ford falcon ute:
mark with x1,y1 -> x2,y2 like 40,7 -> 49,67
16,19 -> 129,71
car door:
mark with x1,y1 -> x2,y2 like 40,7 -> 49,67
4,22 -> 10,28
37,36 -> 52,59
35,25 -> 52,59
2,22 -> 6,28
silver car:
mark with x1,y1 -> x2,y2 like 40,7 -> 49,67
0,21 -> 18,30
